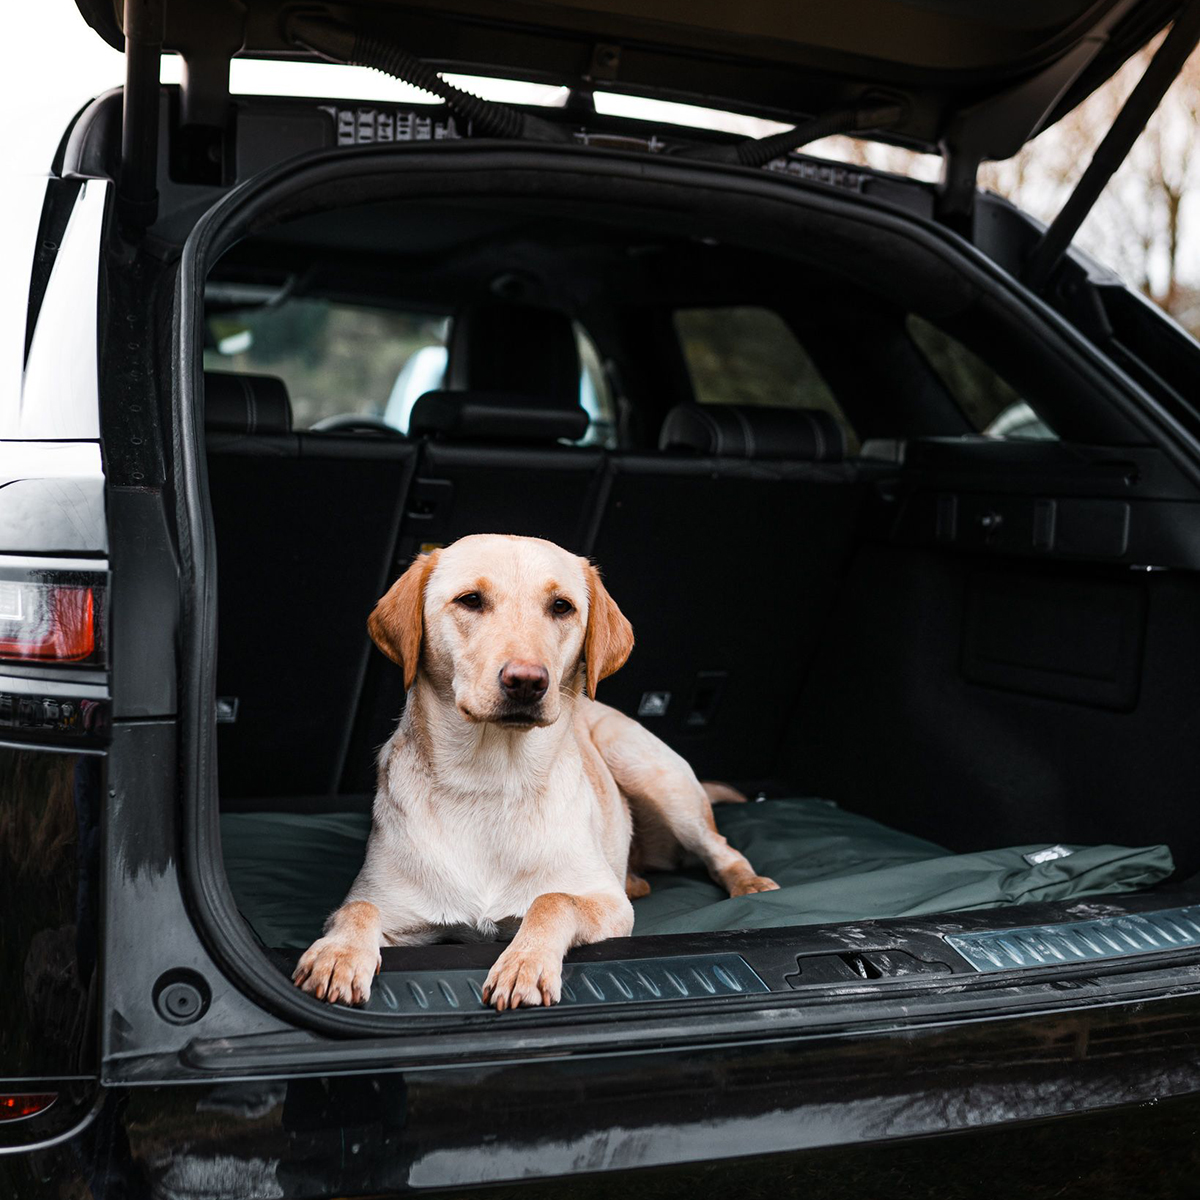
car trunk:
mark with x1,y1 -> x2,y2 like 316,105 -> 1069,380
185,145 -> 1200,1024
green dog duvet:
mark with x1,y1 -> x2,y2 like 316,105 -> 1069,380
220,797 -> 1174,951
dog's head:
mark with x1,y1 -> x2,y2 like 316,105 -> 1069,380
368,534 -> 633,729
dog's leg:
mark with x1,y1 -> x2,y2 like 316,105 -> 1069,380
584,702 -> 779,899
691,801 -> 778,897
482,890 -> 633,1011
293,900 -> 384,1006
637,787 -> 777,898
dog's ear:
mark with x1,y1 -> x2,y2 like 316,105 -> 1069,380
368,550 -> 439,690
583,562 -> 634,698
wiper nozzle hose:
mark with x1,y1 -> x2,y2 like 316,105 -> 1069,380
289,15 -> 571,143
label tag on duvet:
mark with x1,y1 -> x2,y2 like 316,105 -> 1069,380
1023,844 -> 1074,866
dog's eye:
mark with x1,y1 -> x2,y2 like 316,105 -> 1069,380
455,592 -> 483,610
551,598 -> 574,616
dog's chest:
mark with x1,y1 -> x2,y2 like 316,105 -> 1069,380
396,787 -> 594,925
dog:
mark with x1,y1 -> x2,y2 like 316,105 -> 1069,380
293,534 -> 778,1011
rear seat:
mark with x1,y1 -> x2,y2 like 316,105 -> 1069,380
210,341 -> 863,798
205,371 -> 418,801
393,300 -> 603,561
339,300 -> 606,790
590,402 -> 862,780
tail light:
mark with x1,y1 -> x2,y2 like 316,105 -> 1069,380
0,1093 -> 57,1122
0,579 -> 100,664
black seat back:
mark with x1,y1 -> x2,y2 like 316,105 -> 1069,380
394,298 -> 603,561
339,300 -> 605,791
205,372 -> 418,800
444,300 -> 582,401
590,404 -> 860,780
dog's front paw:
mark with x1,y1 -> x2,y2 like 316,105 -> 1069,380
730,874 -> 780,897
292,938 -> 381,1006
481,945 -> 563,1011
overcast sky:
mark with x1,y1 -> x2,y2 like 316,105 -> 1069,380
7,0 -> 129,177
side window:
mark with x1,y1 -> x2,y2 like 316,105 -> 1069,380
204,291 -> 449,429
673,306 -> 856,450
575,323 -> 618,448
906,314 -> 1057,440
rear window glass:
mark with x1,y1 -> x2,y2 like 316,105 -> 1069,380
204,292 -> 448,430
906,314 -> 1057,441
674,306 -> 857,450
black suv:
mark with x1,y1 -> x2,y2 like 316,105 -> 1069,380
7,1 -> 1200,1195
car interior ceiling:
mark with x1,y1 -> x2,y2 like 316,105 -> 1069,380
203,194 -> 1200,967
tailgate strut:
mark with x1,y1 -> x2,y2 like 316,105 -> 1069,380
1024,2 -> 1200,293
118,0 -> 164,228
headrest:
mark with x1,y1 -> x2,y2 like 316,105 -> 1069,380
204,371 -> 293,434
410,391 -> 589,443
659,403 -> 845,462
445,301 -> 580,407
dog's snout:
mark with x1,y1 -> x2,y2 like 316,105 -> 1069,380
499,660 -> 550,703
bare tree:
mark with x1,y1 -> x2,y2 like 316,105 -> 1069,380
818,35 -> 1200,334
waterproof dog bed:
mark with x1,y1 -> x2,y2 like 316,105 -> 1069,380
220,798 -> 1174,951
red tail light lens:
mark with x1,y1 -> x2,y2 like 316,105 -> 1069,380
0,582 -> 95,662
0,1093 -> 57,1121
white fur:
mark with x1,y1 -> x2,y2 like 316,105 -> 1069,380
292,534 -> 774,1011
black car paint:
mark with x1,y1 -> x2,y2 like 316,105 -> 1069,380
10,717 -> 1200,1189
5,94 -> 1200,1196
9,956 -> 1200,1193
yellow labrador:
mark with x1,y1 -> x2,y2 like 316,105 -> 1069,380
293,534 -> 777,1011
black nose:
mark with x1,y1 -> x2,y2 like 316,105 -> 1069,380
499,661 -> 550,704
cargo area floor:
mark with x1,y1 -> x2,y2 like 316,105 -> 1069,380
220,797 -> 1173,952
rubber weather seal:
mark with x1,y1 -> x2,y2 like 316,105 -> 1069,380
945,905 -> 1200,973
